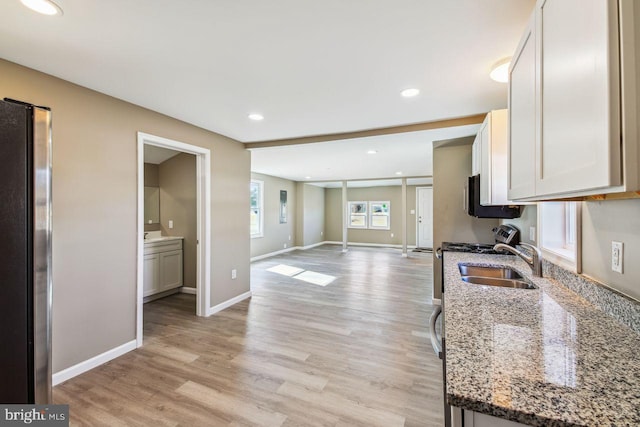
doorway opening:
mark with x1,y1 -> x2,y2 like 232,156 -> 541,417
136,132 -> 211,348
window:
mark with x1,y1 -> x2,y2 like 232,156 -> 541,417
369,201 -> 391,230
250,180 -> 264,238
347,201 -> 368,229
539,201 -> 581,272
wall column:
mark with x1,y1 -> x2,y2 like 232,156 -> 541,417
402,178 -> 408,257
342,181 -> 348,252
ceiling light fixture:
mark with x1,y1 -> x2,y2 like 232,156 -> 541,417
305,176 -> 312,179
20,0 -> 63,16
396,171 -> 403,175
367,150 -> 378,154
248,113 -> 264,121
490,57 -> 511,83
401,88 -> 420,98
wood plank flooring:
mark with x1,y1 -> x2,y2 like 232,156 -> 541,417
53,245 -> 443,426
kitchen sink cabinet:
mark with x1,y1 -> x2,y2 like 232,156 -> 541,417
508,0 -> 640,201
471,109 -> 513,206
452,407 -> 528,427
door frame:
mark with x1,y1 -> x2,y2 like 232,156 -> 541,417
416,186 -> 433,248
136,132 -> 212,348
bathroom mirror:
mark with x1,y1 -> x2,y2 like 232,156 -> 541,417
144,186 -> 160,224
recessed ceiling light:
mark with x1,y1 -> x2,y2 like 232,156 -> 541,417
305,176 -> 312,179
396,171 -> 403,175
248,113 -> 264,121
20,0 -> 63,16
490,57 -> 511,83
367,150 -> 378,154
401,88 -> 420,98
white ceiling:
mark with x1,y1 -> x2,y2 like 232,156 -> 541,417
143,145 -> 181,165
250,124 -> 480,182
0,0 -> 535,143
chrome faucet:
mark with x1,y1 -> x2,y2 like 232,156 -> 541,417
493,242 -> 543,277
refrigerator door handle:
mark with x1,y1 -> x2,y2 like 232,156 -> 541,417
429,306 -> 443,359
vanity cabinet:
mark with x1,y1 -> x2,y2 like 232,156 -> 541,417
143,238 -> 183,298
507,0 -> 640,201
471,109 -> 512,206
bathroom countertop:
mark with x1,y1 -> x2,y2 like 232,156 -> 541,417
443,252 -> 640,426
143,235 -> 183,243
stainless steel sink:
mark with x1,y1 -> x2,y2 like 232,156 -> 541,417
461,276 -> 536,289
458,264 -> 523,279
458,263 -> 536,289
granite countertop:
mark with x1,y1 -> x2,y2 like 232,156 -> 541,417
443,252 -> 640,427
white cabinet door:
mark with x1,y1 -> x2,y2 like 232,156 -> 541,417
536,0 -> 621,196
479,119 -> 490,205
472,134 -> 481,176
159,249 -> 183,291
508,13 -> 537,200
143,253 -> 160,297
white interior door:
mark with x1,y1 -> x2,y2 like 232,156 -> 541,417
417,187 -> 433,248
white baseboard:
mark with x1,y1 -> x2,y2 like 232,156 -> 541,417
53,339 -> 137,386
250,247 -> 297,262
326,241 -> 418,249
180,286 -> 197,295
206,291 -> 252,316
250,241 -> 329,262
432,298 -> 442,306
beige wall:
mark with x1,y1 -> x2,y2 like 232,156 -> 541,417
432,138 -> 499,299
581,199 -> 640,300
159,153 -> 197,288
250,172 -> 297,258
0,59 -> 250,373
324,185 -> 418,246
301,184 -> 325,247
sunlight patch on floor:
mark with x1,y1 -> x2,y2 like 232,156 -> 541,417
266,264 -> 336,286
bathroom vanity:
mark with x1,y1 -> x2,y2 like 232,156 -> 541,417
143,236 -> 184,301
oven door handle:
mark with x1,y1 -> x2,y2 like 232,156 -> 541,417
429,305 -> 443,359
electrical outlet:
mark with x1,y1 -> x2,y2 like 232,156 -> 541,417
321,231 -> 323,236
288,235 -> 291,241
529,226 -> 536,242
390,233 -> 394,238
231,269 -> 237,279
283,243 -> 287,249
612,241 -> 623,273
410,209 -> 415,215
168,220 -> 174,229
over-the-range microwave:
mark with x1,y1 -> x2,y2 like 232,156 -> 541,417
465,175 -> 522,219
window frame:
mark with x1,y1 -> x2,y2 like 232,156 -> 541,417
250,179 -> 264,238
538,201 -> 581,273
369,201 -> 391,230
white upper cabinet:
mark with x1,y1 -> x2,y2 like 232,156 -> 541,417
508,0 -> 640,200
508,12 -> 537,200
472,109 -> 513,206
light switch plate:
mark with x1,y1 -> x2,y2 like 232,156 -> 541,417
168,220 -> 174,229
612,241 -> 623,273
231,269 -> 237,279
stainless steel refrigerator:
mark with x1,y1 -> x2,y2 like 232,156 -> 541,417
0,98 -> 52,404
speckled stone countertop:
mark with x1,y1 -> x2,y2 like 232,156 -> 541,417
443,252 -> 640,427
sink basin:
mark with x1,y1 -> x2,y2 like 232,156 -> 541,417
458,263 -> 536,289
461,276 -> 536,289
458,264 -> 523,279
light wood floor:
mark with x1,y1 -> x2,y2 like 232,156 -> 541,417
53,245 -> 443,426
